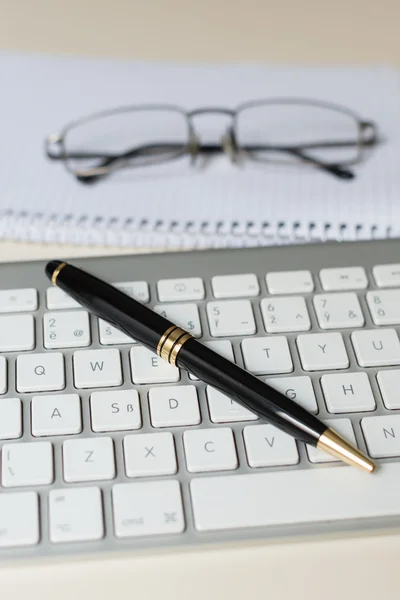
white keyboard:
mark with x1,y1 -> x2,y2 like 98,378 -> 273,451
1,239 -> 400,560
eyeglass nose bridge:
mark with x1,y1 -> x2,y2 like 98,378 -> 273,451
221,127 -> 239,162
187,132 -> 201,164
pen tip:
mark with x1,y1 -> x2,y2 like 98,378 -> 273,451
317,428 -> 376,473
45,260 -> 64,281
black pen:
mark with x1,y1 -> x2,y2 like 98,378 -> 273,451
45,260 -> 375,473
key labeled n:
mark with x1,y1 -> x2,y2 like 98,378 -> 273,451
383,427 -> 396,439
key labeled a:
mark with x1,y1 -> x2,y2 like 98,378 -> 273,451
32,394 -> 82,436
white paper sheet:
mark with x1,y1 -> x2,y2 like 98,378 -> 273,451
0,52 -> 399,248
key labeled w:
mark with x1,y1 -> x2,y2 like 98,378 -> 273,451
90,361 -> 104,371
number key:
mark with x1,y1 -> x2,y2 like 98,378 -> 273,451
261,296 -> 311,333
44,311 -> 91,348
207,300 -> 256,337
366,290 -> 400,325
153,303 -> 202,337
313,293 -> 364,329
98,319 -> 135,345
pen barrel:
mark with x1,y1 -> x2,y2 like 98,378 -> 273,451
49,262 -> 177,351
178,338 -> 326,446
47,261 -> 326,446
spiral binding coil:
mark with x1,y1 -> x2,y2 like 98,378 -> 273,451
0,210 -> 393,249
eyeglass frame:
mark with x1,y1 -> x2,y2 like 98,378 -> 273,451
45,97 -> 380,183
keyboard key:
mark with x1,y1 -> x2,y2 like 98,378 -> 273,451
153,303 -> 202,337
243,424 -> 299,467
366,290 -> 400,325
266,270 -> 314,295
319,267 -> 368,291
373,264 -> 400,288
352,329 -> 400,367
1,441 -> 53,487
313,292 -> 364,329
189,340 -> 234,380
0,398 -> 22,440
361,415 -> 400,457
148,385 -> 200,427
297,332 -> 349,371
49,487 -> 104,544
98,319 -> 136,345
113,480 -> 185,537
0,492 -> 39,548
321,373 -> 376,413
0,314 -> 35,352
377,369 -> 400,409
157,277 -> 205,302
16,352 -> 65,392
206,386 -> 258,423
91,389 -> 141,432
307,418 -> 356,463
46,287 -> 80,310
63,437 -> 115,482
183,428 -> 238,473
31,394 -> 82,437
241,337 -> 293,375
0,356 -> 6,394
73,348 -> 122,388
190,462 -> 400,532
0,288 -> 38,313
113,281 -> 149,303
261,296 -> 311,333
43,310 -> 91,348
211,274 -> 260,298
124,432 -> 177,477
265,376 -> 318,414
207,300 -> 256,337
130,346 -> 179,384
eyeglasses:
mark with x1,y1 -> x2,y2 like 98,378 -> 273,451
45,98 -> 379,184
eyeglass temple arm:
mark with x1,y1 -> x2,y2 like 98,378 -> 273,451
71,142 -> 354,184
277,147 -> 354,180
75,140 -> 356,183
46,137 -> 370,183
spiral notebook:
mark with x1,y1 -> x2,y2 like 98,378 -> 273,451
0,52 -> 399,249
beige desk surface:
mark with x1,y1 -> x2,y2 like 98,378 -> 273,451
1,1 -> 400,598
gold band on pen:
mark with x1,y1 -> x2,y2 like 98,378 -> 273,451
168,332 -> 193,366
156,325 -> 177,357
51,262 -> 67,285
157,326 -> 193,366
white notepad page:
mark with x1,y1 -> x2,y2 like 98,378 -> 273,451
0,52 -> 399,249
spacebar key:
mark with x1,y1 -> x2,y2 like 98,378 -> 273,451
190,464 -> 400,531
